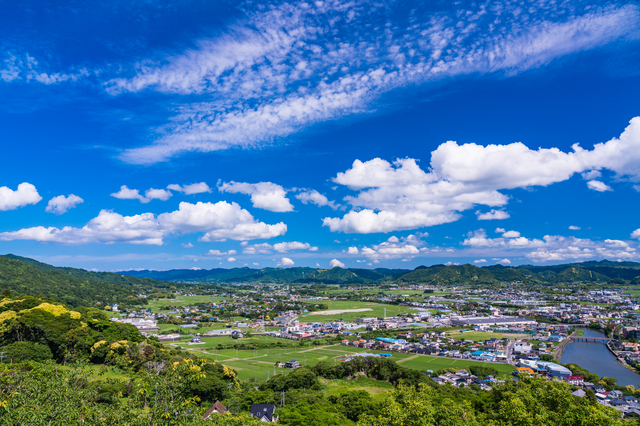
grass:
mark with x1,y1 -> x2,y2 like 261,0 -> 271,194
299,300 -> 416,323
323,377 -> 394,399
145,295 -> 228,314
170,342 -> 415,381
398,356 -> 516,377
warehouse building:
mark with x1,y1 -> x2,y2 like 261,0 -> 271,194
450,316 -> 537,327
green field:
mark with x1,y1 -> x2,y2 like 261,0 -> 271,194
168,339 -> 516,381
170,342 -> 413,380
398,356 -> 516,376
300,300 -> 417,322
145,295 -> 228,313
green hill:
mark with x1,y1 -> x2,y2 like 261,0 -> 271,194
0,255 -> 179,307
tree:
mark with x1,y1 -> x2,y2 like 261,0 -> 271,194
3,341 -> 53,363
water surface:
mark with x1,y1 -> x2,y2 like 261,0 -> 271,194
560,328 -> 640,386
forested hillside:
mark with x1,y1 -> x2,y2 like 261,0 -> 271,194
0,255 -> 172,307
119,260 -> 640,285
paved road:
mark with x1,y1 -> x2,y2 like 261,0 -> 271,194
506,341 -> 515,365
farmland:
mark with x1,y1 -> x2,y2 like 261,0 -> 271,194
165,339 -> 516,381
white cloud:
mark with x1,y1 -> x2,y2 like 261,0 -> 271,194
145,188 -> 173,201
208,249 -> 237,256
330,259 -> 345,268
495,228 -> 506,233
0,52 -> 88,85
569,226 -> 581,230
182,242 -> 194,248
111,185 -> 146,202
586,180 -> 612,192
582,170 -> 602,180
280,257 -> 295,266
111,185 -> 173,203
473,259 -> 487,264
477,209 -> 510,221
464,228 -> 640,263
0,182 -> 42,211
273,241 -> 316,252
242,241 -> 317,254
167,182 -> 211,195
295,189 -> 339,210
631,229 -> 640,239
324,117 -> 640,234
107,1 -> 640,164
502,230 -> 521,238
45,194 -> 83,215
227,257 -> 236,262
496,258 -> 511,265
347,246 -> 359,255
219,181 -> 293,212
0,201 -> 286,245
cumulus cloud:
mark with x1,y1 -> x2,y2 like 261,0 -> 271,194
219,181 -> 293,212
295,189 -> 339,210
45,194 -> 84,215
569,226 -> 581,230
227,257 -> 236,262
106,0 -> 640,164
496,258 -> 511,265
145,188 -> 173,201
111,186 -> 172,203
280,257 -> 295,266
464,228 -> 640,263
0,182 -> 42,211
207,249 -> 237,256
477,209 -> 510,220
473,259 -> 487,264
182,242 -> 194,248
0,201 -> 286,245
502,230 -> 521,238
167,182 -> 211,194
586,180 -> 612,192
111,185 -> 145,202
330,259 -> 345,268
349,235 -> 429,261
242,241 -> 317,254
323,117 -> 640,234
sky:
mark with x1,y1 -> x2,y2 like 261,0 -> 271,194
1,0 -> 640,272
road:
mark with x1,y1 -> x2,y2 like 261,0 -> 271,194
506,341 -> 515,365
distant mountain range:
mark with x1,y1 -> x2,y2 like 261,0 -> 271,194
119,259 -> 640,285
2,254 -> 639,309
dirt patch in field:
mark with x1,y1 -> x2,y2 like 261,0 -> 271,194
307,308 -> 373,315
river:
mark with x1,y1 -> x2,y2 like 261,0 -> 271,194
560,328 -> 640,386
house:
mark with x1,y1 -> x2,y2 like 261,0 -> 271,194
284,360 -> 300,369
513,341 -> 532,354
203,401 -> 228,419
250,404 -> 277,422
564,376 -> 584,385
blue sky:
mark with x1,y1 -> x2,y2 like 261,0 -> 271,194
1,0 -> 640,271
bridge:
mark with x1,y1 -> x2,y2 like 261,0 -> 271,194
568,336 -> 612,343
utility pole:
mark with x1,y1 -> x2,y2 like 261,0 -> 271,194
0,351 -> 6,364
280,390 -> 286,408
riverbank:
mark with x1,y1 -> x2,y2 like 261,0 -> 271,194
560,328 -> 640,386
553,331 -> 576,361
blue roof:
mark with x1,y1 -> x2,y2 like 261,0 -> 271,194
470,350 -> 486,355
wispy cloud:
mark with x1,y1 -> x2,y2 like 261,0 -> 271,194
102,1 -> 640,163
